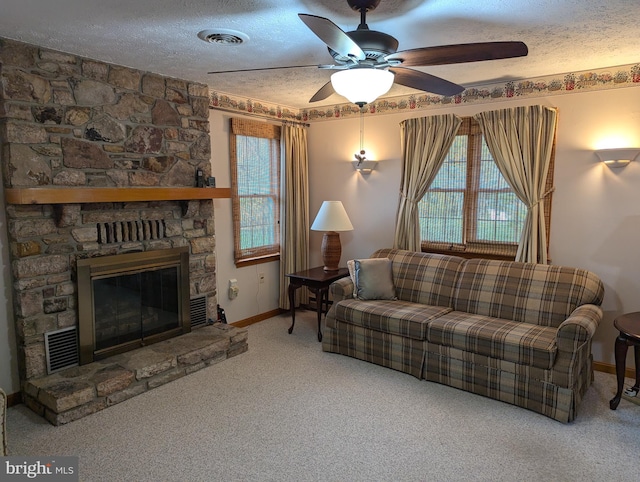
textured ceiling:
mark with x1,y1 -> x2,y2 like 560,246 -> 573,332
1,0 -> 638,109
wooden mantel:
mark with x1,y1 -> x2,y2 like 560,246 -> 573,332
5,187 -> 231,205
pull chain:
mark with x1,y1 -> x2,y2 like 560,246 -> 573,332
355,110 -> 366,165
360,110 -> 364,154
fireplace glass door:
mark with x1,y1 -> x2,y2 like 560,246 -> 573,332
77,247 -> 191,364
93,266 -> 180,353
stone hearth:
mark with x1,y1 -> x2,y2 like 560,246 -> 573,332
22,323 -> 247,425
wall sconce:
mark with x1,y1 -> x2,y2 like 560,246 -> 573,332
353,148 -> 377,173
595,148 -> 640,168
352,159 -> 377,173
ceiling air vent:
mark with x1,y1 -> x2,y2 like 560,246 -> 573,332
197,29 -> 249,46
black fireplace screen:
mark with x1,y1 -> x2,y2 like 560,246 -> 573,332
93,267 -> 180,352
77,247 -> 190,364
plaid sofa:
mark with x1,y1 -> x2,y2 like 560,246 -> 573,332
323,249 -> 604,423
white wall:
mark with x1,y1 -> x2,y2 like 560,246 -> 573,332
305,87 -> 640,368
307,114 -> 402,266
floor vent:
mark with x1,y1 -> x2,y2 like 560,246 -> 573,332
44,327 -> 79,374
190,296 -> 207,329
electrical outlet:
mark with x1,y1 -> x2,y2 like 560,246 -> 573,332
259,272 -> 265,284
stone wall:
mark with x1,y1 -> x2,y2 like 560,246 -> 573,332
0,38 -> 218,383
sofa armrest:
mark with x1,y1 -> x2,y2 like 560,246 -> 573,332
326,277 -> 354,322
1,388 -> 7,456
556,304 -> 603,352
330,277 -> 354,302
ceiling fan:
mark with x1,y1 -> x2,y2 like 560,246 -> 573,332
209,0 -> 528,106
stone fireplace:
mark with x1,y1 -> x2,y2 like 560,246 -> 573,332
0,38 -> 248,424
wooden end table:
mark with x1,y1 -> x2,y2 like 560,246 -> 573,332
609,312 -> 640,410
286,267 -> 350,342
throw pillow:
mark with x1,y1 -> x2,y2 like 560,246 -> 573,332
354,258 -> 397,300
347,259 -> 357,298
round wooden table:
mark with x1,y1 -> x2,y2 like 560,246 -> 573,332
609,312 -> 640,410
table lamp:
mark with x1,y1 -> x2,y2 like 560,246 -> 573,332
310,201 -> 353,271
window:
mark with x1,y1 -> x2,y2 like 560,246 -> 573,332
418,117 -> 554,259
229,118 -> 281,266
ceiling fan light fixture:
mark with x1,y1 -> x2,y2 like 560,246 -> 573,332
330,68 -> 394,106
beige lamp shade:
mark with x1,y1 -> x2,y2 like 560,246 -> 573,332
311,201 -> 354,232
311,201 -> 353,271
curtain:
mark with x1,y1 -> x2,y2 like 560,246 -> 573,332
279,124 -> 310,309
474,105 -> 557,264
393,114 -> 462,251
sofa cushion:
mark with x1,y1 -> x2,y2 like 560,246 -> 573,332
453,259 -> 605,328
371,249 -> 466,307
426,311 -> 558,370
353,258 -> 397,300
333,299 -> 451,340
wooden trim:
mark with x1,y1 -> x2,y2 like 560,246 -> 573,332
594,361 -> 636,379
231,117 -> 281,139
231,308 -> 284,328
6,391 -> 22,408
235,254 -> 280,268
229,119 -> 281,263
422,247 -> 515,261
5,187 -> 231,205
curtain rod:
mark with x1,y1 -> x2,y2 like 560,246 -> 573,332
210,106 -> 310,127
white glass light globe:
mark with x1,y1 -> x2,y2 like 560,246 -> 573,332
330,68 -> 394,105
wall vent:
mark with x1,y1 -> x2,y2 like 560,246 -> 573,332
96,219 -> 167,244
44,327 -> 79,374
190,296 -> 207,328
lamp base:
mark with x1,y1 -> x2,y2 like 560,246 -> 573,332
321,231 -> 342,271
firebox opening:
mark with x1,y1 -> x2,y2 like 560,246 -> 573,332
77,247 -> 191,365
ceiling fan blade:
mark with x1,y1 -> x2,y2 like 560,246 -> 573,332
298,13 -> 365,61
208,64 -> 319,74
390,67 -> 464,97
386,41 -> 528,67
309,81 -> 335,103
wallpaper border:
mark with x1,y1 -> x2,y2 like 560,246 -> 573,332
209,63 -> 640,122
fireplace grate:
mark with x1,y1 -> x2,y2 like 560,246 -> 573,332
44,327 -> 79,374
96,219 -> 167,244
190,296 -> 207,328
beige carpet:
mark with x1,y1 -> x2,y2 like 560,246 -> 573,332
6,311 -> 640,481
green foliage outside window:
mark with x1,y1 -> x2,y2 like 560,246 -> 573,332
237,136 -> 278,251
418,125 -> 527,254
